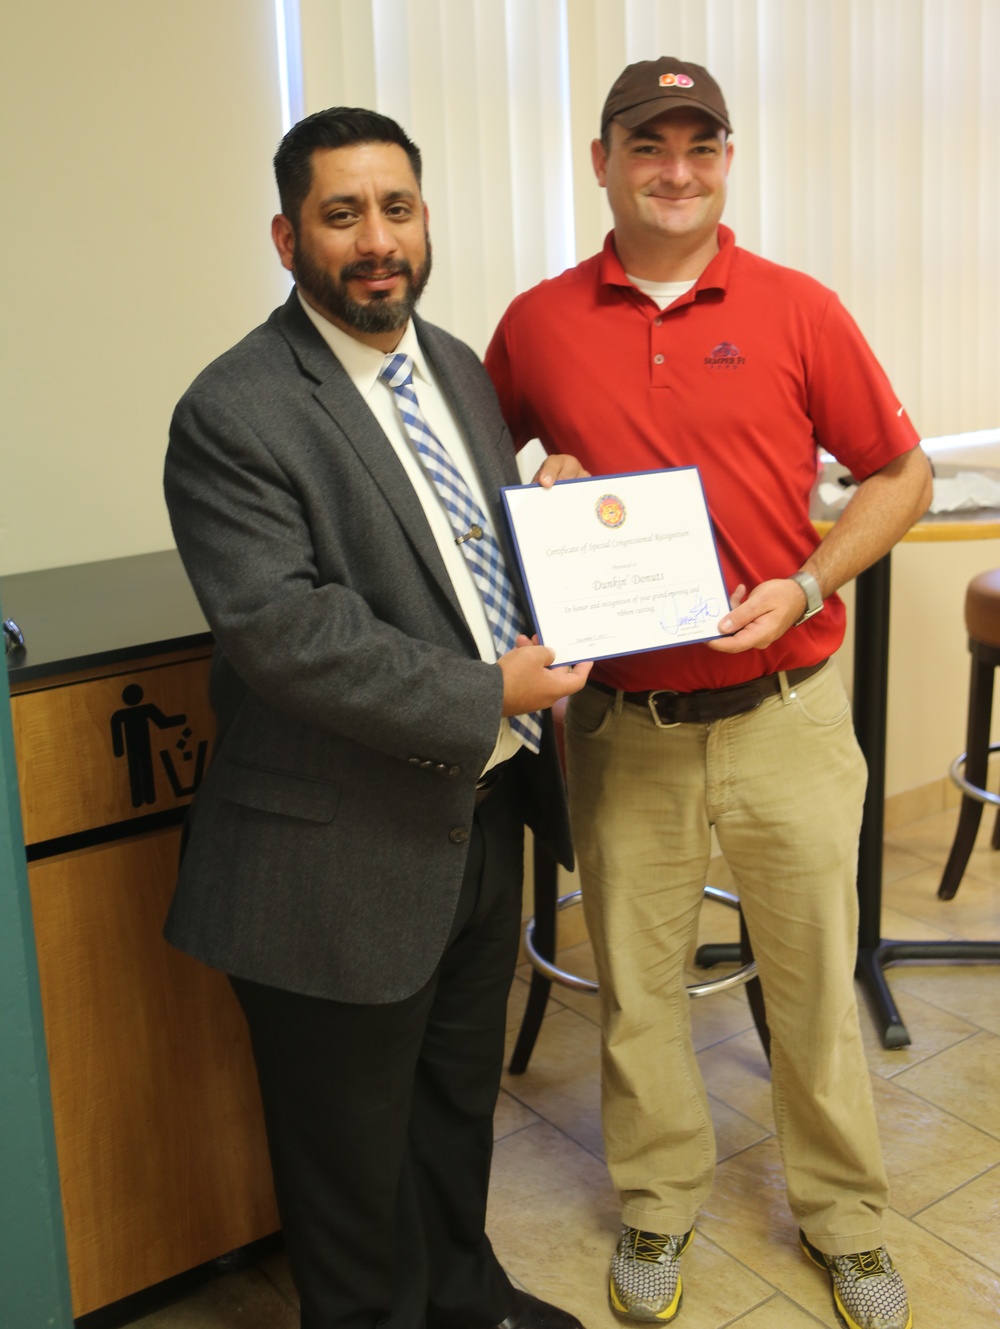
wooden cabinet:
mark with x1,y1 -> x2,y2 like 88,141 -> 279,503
11,648 -> 278,1316
13,651 -> 217,843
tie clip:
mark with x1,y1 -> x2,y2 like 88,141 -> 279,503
455,525 -> 484,545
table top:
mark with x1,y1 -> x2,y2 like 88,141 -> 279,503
2,550 -> 210,683
812,462 -> 1000,543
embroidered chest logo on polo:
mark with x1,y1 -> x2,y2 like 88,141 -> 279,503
704,341 -> 746,369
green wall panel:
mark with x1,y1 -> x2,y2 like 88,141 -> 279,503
0,596 -> 72,1327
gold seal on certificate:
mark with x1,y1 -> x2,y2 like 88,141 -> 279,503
501,467 -> 730,666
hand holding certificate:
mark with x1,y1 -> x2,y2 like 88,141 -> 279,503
501,468 -> 730,666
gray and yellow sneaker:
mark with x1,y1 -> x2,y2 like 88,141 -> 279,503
609,1226 -> 695,1322
800,1230 -> 912,1329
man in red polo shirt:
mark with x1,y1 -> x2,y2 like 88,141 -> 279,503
486,58 -> 930,1329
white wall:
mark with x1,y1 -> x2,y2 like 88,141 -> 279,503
0,0 -> 289,577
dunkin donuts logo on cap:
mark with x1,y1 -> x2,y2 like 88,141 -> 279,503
659,73 -> 694,87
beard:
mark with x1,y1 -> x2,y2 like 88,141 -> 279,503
293,232 -> 432,335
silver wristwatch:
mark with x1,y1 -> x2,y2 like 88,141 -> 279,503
789,570 -> 823,626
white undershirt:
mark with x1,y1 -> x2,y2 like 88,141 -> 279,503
298,293 -> 520,769
626,273 -> 697,310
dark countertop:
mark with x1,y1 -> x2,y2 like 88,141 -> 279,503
2,550 -> 211,684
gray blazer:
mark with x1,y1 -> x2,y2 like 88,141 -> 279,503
163,293 -> 571,1003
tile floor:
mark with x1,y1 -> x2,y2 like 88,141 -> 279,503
115,806 -> 999,1328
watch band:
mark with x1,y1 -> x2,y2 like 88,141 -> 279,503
790,570 -> 823,625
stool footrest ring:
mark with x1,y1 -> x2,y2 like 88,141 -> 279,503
523,888 -> 758,998
948,744 -> 1000,807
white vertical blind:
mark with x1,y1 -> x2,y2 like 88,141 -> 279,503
295,0 -> 998,436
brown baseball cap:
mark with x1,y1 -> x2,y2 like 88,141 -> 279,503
600,57 -> 731,136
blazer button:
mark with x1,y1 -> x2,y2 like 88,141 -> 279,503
419,759 -> 434,770
449,827 -> 469,844
434,763 -> 448,774
448,765 -> 461,777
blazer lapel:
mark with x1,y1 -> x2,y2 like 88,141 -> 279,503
274,296 -> 469,630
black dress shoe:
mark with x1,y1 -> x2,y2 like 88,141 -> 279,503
492,1288 -> 585,1329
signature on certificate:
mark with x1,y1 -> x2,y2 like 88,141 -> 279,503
659,588 -> 721,636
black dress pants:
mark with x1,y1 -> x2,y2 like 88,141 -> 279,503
231,774 -> 525,1329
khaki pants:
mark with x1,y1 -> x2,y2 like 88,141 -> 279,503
565,662 -> 889,1256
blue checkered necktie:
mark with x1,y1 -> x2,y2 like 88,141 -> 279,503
379,352 -> 542,754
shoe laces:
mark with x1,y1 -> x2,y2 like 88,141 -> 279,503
828,1247 -> 894,1280
625,1229 -> 684,1264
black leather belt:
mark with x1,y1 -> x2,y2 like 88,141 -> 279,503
590,659 -> 828,726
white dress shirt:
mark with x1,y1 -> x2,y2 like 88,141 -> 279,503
298,293 -> 521,770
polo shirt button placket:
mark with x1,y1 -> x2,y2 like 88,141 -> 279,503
649,313 -> 671,388
651,345 -> 670,389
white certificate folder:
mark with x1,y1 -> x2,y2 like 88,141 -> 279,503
500,467 -> 730,667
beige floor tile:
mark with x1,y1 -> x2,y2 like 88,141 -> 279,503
700,1141 -> 1000,1326
881,862 -> 1000,939
890,1029 -> 1000,1139
645,1234 -> 778,1329
889,961 -> 1000,1036
883,840 -> 938,884
881,1208 -> 1000,1327
489,1122 -> 776,1329
891,805 -> 1000,885
727,1292 -> 834,1327
130,1265 -> 297,1328
870,1073 -> 1000,1215
885,807 -> 967,856
915,1163 -> 1000,1274
710,1095 -> 773,1163
877,902 -> 955,942
696,1029 -> 775,1133
689,988 -> 757,1053
507,971 -> 567,1036
486,1121 -> 620,1327
697,1139 -> 842,1325
536,939 -> 601,1025
495,1087 -> 541,1140
856,978 -> 980,1078
502,1007 -> 605,1159
959,848 -> 1000,888
507,1001 -> 769,1169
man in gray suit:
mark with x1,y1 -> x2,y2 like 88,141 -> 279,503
164,107 -> 591,1329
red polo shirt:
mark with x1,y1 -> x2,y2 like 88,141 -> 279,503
485,226 -> 920,693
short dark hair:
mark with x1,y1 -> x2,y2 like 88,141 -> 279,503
599,120 -> 729,152
273,107 -> 423,227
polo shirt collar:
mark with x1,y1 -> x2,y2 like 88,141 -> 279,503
600,224 -> 736,304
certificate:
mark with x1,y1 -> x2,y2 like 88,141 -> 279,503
501,467 -> 730,666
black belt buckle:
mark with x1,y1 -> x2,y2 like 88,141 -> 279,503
647,690 -> 681,729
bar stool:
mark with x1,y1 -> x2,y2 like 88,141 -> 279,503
508,700 -> 769,1073
938,568 -> 1000,899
